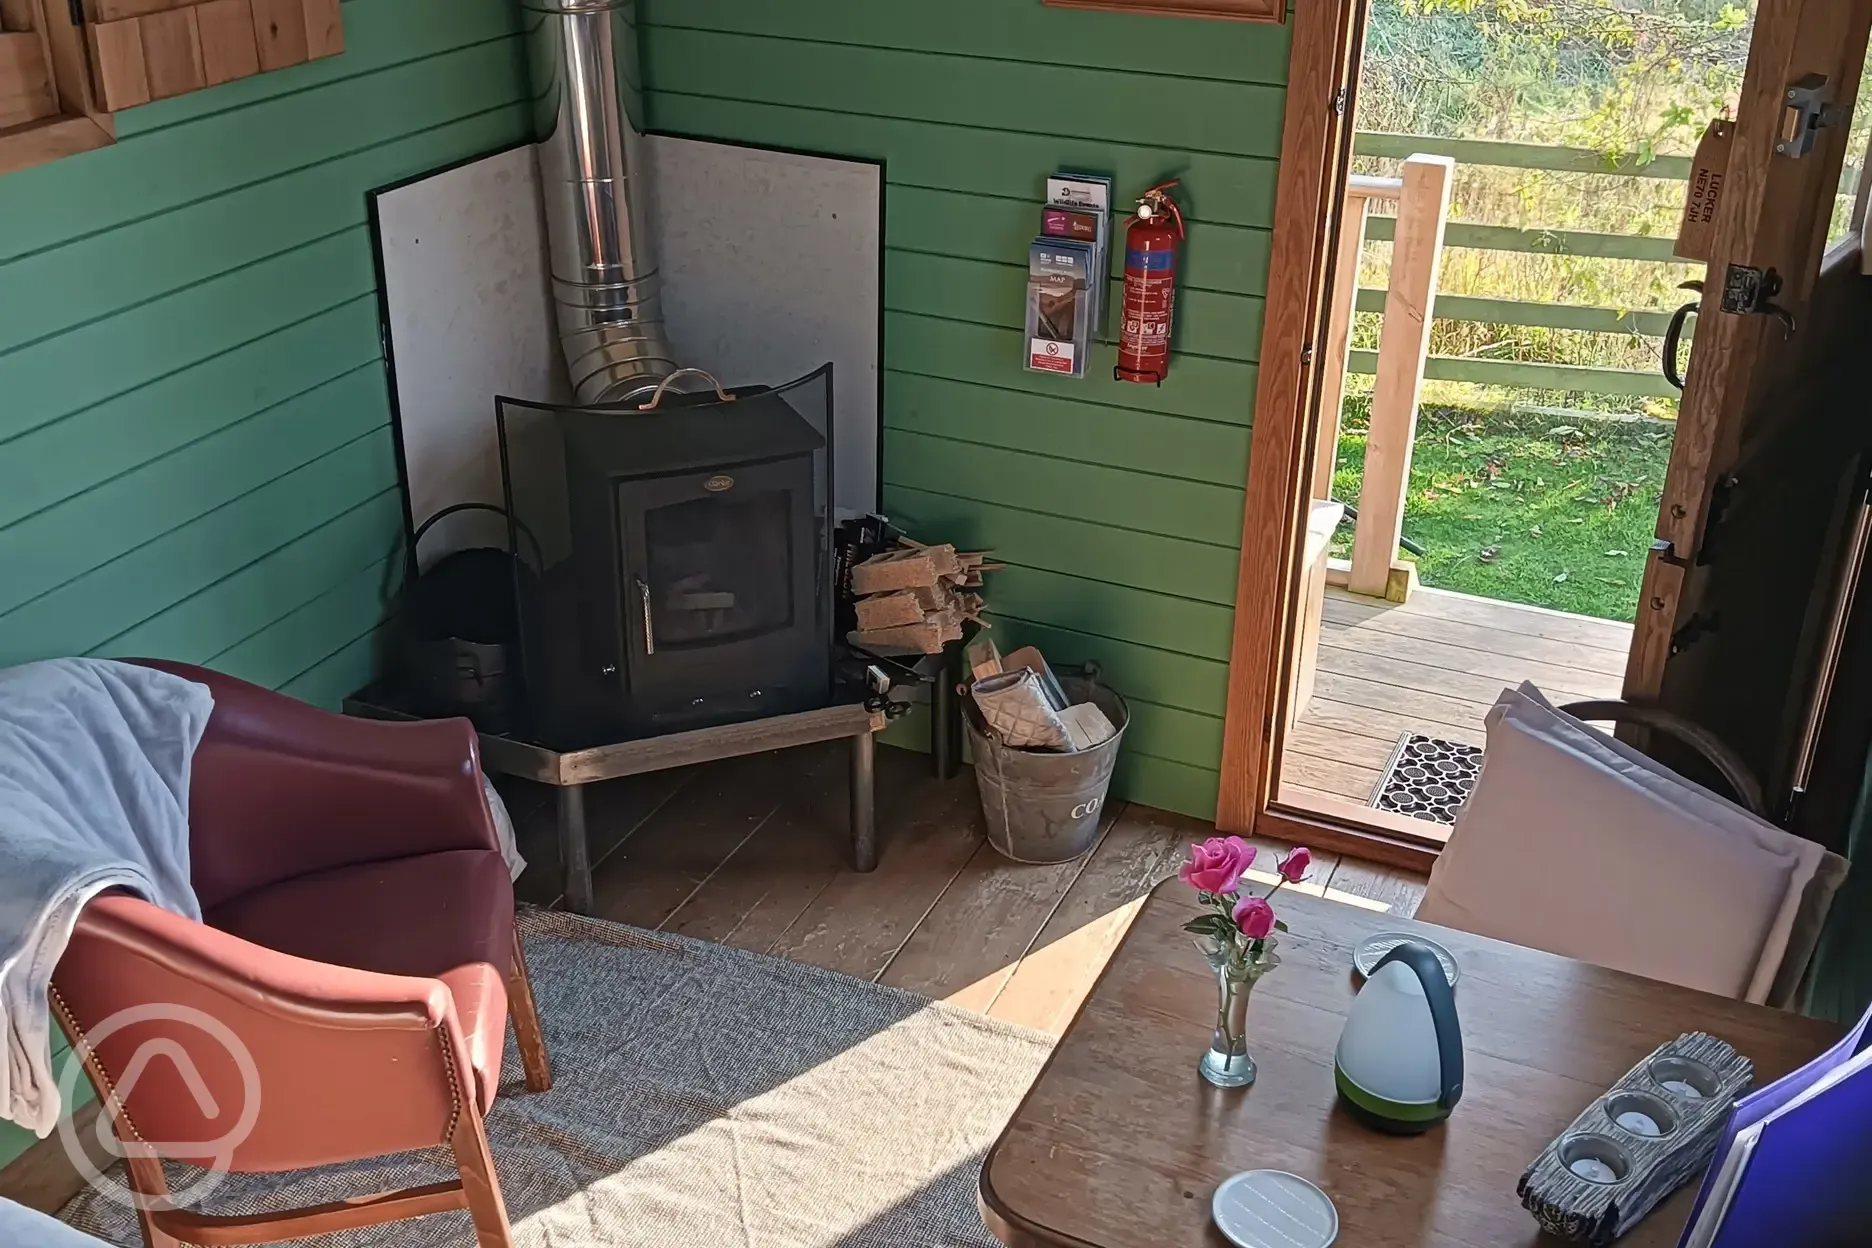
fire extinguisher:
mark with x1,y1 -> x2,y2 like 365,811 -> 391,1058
1116,180 -> 1185,385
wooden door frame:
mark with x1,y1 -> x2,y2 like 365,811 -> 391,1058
1214,0 -> 1439,866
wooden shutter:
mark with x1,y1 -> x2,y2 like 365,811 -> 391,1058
84,0 -> 343,112
0,0 -> 113,176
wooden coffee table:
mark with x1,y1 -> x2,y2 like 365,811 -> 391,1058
979,881 -> 1839,1247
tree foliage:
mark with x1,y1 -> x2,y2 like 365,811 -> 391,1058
1364,0 -> 1753,158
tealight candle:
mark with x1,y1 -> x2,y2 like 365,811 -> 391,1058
1569,1157 -> 1618,1183
1659,1079 -> 1704,1099
1615,1110 -> 1661,1136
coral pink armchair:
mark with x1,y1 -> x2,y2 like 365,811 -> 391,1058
50,662 -> 549,1248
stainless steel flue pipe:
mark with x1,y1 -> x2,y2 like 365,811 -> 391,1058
521,0 -> 681,403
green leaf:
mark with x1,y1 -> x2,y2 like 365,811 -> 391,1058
1273,919 -> 1289,933
1182,915 -> 1235,939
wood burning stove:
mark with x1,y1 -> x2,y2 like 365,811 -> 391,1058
498,366 -> 835,748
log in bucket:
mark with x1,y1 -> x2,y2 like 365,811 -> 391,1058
966,673 -> 1128,864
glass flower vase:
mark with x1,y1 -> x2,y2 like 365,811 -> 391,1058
1199,938 -> 1279,1089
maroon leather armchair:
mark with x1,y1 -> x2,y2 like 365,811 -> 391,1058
50,663 -> 550,1248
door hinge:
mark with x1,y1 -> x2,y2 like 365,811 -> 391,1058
1719,264 -> 1796,334
1331,87 -> 1349,117
1670,611 -> 1720,656
1300,343 -> 1315,367
68,0 -> 83,24
1777,74 -> 1848,159
1696,475 -> 1740,566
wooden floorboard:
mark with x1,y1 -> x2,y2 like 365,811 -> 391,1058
761,748 -> 986,981
1280,749 -> 1382,803
1286,718 -> 1399,767
1324,855 -> 1427,917
1319,617 -> 1625,697
876,808 -> 1113,1010
1352,585 -> 1635,650
659,742 -> 852,951
592,751 -> 795,929
1282,586 -> 1633,815
1309,670 -> 1494,734
1293,696 -> 1485,750
986,805 -> 1188,1034
1314,640 -> 1608,707
511,767 -> 696,910
1322,593 -> 1629,674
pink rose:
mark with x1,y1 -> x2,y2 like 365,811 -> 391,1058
1180,836 -> 1256,894
1233,895 -> 1276,940
1278,847 -> 1312,884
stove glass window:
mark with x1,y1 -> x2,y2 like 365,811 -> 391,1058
640,489 -> 794,648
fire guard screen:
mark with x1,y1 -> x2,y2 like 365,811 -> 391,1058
497,365 -> 835,748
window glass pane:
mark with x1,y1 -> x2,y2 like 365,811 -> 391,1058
1831,46 -> 1872,247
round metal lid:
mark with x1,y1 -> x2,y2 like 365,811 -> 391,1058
1212,1170 -> 1339,1248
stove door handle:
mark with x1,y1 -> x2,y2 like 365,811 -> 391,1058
637,578 -> 655,655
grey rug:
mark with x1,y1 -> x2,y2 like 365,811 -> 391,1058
1370,733 -> 1484,825
61,908 -> 1053,1247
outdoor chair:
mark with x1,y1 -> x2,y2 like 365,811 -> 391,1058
1417,683 -> 1848,1007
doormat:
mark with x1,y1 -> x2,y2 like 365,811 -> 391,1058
1370,733 -> 1483,825
62,908 -> 1053,1248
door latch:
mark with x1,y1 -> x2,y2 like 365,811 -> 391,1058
1719,264 -> 1796,334
1777,74 -> 1848,159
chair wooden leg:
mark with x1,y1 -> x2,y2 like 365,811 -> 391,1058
57,995 -> 182,1248
506,926 -> 552,1093
122,1146 -> 184,1248
451,1108 -> 515,1248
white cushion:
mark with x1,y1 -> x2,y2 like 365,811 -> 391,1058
1417,684 -> 1824,1003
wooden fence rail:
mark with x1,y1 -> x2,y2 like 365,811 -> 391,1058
1326,130 -> 1857,602
1345,129 -> 1695,403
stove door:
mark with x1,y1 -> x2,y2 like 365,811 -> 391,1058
616,453 -> 828,727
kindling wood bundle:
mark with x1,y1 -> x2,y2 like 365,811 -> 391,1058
846,539 -> 999,655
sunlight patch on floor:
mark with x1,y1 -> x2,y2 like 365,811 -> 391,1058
524,1010 -> 1020,1244
945,896 -> 1149,1034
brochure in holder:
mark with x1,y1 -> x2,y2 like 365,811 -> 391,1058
1023,172 -> 1111,379
1025,240 -> 1092,377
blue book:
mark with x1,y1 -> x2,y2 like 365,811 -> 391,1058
1678,1002 -> 1872,1247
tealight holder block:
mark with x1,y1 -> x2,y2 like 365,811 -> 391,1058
1517,1032 -> 1752,1244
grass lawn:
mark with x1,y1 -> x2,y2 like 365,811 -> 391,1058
1328,401 -> 1672,622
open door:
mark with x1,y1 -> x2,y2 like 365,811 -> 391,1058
1220,0 -> 1872,861
1629,0 -> 1872,812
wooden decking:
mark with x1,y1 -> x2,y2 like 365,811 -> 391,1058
1280,584 -> 1633,810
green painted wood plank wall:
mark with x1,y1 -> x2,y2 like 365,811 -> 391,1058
0,0 -> 531,1170
639,0 -> 1289,818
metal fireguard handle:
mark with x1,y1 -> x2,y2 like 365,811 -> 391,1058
634,368 -> 734,410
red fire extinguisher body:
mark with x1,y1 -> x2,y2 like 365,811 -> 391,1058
1117,181 -> 1185,385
